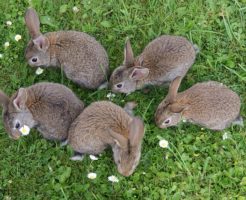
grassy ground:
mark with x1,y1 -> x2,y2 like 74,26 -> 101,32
0,0 -> 245,199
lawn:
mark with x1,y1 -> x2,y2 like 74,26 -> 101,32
0,0 -> 246,199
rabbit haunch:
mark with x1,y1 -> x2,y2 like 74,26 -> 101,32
110,35 -> 198,94
68,101 -> 145,176
155,77 -> 242,130
0,82 -> 84,140
24,8 -> 109,89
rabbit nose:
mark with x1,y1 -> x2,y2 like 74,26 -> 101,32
32,58 -> 37,63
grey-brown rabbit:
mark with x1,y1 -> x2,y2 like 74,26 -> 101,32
68,101 -> 145,177
24,8 -> 109,89
155,77 -> 243,130
110,36 -> 198,94
0,82 -> 84,141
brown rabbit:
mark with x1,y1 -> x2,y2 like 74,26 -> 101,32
155,77 -> 243,130
110,36 -> 198,94
0,82 -> 84,141
24,8 -> 109,89
68,101 -> 145,177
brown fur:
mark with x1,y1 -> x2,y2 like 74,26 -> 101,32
155,77 -> 242,130
110,36 -> 197,94
25,8 -> 109,89
0,82 -> 84,140
68,101 -> 145,176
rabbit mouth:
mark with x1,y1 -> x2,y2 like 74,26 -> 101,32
10,132 -> 21,140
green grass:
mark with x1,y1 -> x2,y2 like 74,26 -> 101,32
0,0 -> 246,199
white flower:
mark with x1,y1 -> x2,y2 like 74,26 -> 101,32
182,119 -> 187,123
89,155 -> 99,161
106,92 -> 116,100
159,139 -> 169,148
222,132 -> 229,140
19,125 -> 30,136
72,6 -> 79,13
5,196 -> 11,200
8,180 -> 12,184
6,21 -> 12,26
0,54 -> 3,58
142,172 -> 146,175
14,34 -> 22,41
108,175 -> 119,183
201,127 -> 205,131
35,67 -> 44,75
87,172 -> 97,179
4,42 -> 10,48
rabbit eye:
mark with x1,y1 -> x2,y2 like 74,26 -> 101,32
32,57 -> 38,63
116,83 -> 123,89
164,119 -> 170,124
15,122 -> 20,129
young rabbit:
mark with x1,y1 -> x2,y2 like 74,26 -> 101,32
24,8 -> 109,89
110,36 -> 198,94
155,77 -> 243,130
0,82 -> 84,141
68,101 -> 145,177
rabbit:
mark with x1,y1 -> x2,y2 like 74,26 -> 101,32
0,82 -> 84,141
24,8 -> 109,89
110,36 -> 198,94
68,101 -> 145,177
155,76 -> 243,130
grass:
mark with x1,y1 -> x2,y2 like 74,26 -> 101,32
0,0 -> 246,199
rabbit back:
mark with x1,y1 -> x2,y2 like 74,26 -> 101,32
179,81 -> 241,130
138,35 -> 196,84
68,101 -> 131,154
25,31 -> 109,89
26,82 -> 84,140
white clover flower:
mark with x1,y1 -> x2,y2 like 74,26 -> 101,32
222,132 -> 229,140
89,155 -> 98,161
8,180 -> 12,184
142,172 -> 146,175
108,175 -> 119,183
6,21 -> 12,26
182,119 -> 187,123
201,127 -> 205,131
87,172 -> 97,179
106,92 -> 116,100
35,67 -> 44,75
4,42 -> 10,48
0,54 -> 3,58
14,34 -> 22,41
72,6 -> 79,13
5,196 -> 11,200
19,125 -> 30,136
159,139 -> 169,148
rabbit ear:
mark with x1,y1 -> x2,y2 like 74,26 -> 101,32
123,39 -> 134,67
0,90 -> 10,109
33,35 -> 49,52
169,103 -> 186,113
130,67 -> 149,80
13,88 -> 28,111
25,8 -> 41,39
108,129 -> 128,149
166,76 -> 183,103
129,117 -> 145,147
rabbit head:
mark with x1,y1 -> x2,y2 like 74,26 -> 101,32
24,8 -> 50,67
109,117 -> 145,176
110,39 -> 149,94
155,76 -> 186,128
0,89 -> 36,140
